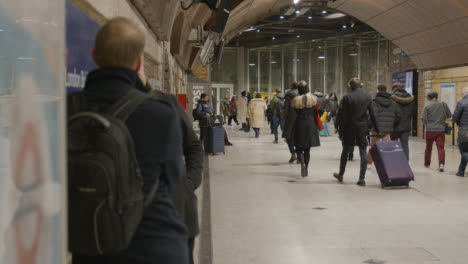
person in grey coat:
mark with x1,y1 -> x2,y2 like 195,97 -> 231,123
451,88 -> 468,177
421,90 -> 452,172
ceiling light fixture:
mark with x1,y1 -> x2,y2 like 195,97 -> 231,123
280,15 -> 284,19
293,0 -> 301,4
249,63 -> 256,66
318,56 -> 325,59
272,36 -> 276,40
297,35 -> 301,38
349,53 -> 358,56
322,10 -> 328,14
257,29 -> 260,32
308,16 -> 312,19
271,61 -> 277,64
342,25 -> 347,29
295,10 -> 300,14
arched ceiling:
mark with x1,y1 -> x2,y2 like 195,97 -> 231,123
223,0 -> 468,70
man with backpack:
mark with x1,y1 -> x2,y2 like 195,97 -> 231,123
270,88 -> 286,144
70,17 -> 188,264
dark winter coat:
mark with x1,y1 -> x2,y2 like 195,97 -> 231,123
153,90 -> 203,238
453,95 -> 468,128
329,99 -> 338,117
74,67 -> 188,264
314,92 -> 331,113
282,89 -> 299,140
292,93 -> 321,149
370,92 -> 401,133
336,88 -> 372,147
196,99 -> 213,117
392,89 -> 415,133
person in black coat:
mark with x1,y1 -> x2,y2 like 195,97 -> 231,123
292,82 -> 321,177
391,83 -> 415,160
333,78 -> 373,187
151,89 -> 203,264
367,84 -> 401,164
282,82 -> 299,163
73,17 -> 188,264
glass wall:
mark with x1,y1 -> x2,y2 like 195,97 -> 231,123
211,47 -> 237,84
245,31 -> 388,99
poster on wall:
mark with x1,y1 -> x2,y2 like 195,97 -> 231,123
0,0 -> 66,263
392,71 -> 414,95
440,83 -> 457,113
66,0 -> 101,93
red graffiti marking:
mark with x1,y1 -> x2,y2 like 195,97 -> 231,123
13,122 -> 43,263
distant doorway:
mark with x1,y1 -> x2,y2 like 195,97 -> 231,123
212,83 -> 234,115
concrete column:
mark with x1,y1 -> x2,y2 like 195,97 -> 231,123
293,44 -> 297,81
377,35 -> 381,84
257,50 -> 260,93
308,41 -> 312,87
281,47 -> 285,92
247,49 -> 250,92
269,48 -> 272,96
236,46 -> 245,95
324,40 -> 327,93
358,36 -> 361,79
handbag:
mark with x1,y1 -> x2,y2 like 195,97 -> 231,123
442,101 -> 452,135
458,127 -> 468,143
313,101 -> 325,131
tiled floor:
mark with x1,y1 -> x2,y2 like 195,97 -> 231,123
209,125 -> 468,264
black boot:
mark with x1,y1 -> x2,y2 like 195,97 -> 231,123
297,153 -> 307,177
239,123 -> 246,131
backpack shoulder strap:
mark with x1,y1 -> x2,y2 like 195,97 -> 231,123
67,91 -> 87,117
107,89 -> 150,121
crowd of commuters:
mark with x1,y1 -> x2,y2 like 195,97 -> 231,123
69,15 -> 468,264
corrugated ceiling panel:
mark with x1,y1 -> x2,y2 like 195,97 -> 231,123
339,0 -> 399,22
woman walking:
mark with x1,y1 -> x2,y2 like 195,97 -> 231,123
292,81 -> 322,177
228,96 -> 240,125
247,93 -> 268,138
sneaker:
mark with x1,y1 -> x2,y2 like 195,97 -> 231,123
456,172 -> 464,177
225,142 -> 233,146
289,154 -> 297,163
273,140 -> 279,144
424,164 -> 430,168
439,164 -> 444,172
333,173 -> 343,182
356,179 -> 366,186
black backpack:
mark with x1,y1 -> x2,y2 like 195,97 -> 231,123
67,89 -> 158,255
192,104 -> 203,121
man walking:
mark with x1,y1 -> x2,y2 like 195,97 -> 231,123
270,88 -> 286,143
333,78 -> 373,186
283,82 -> 299,163
368,84 -> 400,164
452,88 -> 468,177
73,17 -> 188,264
421,91 -> 452,172
391,83 -> 415,160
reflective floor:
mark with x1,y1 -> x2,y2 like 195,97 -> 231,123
209,125 -> 468,264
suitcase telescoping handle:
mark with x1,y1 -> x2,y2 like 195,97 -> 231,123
366,134 -> 390,146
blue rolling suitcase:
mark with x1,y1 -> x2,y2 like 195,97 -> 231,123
204,126 -> 225,154
370,140 -> 414,188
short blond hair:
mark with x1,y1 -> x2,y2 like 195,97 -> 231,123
94,17 -> 145,69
